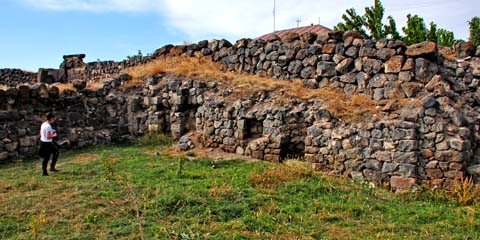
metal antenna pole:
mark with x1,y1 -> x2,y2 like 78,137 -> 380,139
273,0 -> 276,32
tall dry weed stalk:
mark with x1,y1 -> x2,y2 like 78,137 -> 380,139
449,176 -> 480,205
117,175 -> 146,240
30,210 -> 47,240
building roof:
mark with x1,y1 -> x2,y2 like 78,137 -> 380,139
258,24 -> 332,40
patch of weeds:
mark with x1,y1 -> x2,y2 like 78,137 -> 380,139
176,157 -> 187,176
136,133 -> 173,147
249,161 -> 313,188
30,210 -> 47,240
100,150 -> 117,180
404,185 -> 449,204
208,180 -> 234,198
448,176 -> 480,205
115,174 -> 147,240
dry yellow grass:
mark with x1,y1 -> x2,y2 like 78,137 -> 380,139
449,176 -> 480,205
249,162 -> 314,188
126,56 -> 224,80
55,83 -> 76,93
208,180 -> 234,197
125,56 -> 379,122
70,153 -> 100,164
86,81 -> 104,90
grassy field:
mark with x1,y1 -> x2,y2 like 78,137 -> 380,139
0,140 -> 479,239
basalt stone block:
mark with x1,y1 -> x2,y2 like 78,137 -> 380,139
455,42 -> 475,58
301,32 -> 317,44
359,47 -> 378,58
0,152 -> 8,161
342,30 -> 364,41
385,55 -> 404,73
283,32 -> 300,43
415,58 -> 438,83
406,41 -> 437,58
316,61 -> 336,77
377,48 -> 396,60
471,58 -> 480,77
336,58 -> 354,74
466,164 -> 480,179
362,58 -> 383,74
300,66 -> 314,79
399,164 -> 416,177
322,43 -> 336,54
345,46 -> 359,57
328,31 -> 344,40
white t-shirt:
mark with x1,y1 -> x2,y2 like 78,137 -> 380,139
40,121 -> 55,142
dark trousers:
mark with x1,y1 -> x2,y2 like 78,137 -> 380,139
39,141 -> 59,174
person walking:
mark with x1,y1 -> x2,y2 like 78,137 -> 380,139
38,112 -> 59,176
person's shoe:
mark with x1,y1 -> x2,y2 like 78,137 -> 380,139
42,172 -> 49,176
50,169 -> 59,172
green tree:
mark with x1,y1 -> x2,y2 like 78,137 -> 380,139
427,22 -> 438,43
402,14 -> 428,45
334,0 -> 399,40
402,14 -> 456,46
335,1 -> 459,45
334,8 -> 367,37
436,28 -> 456,46
385,16 -> 401,40
469,16 -> 480,46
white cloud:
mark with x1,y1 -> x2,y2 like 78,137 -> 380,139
18,0 -> 159,12
17,0 -> 479,40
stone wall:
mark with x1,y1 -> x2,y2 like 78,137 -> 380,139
0,69 -> 37,87
1,31 -> 480,191
0,81 -> 130,161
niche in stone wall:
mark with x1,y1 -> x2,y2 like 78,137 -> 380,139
279,136 -> 306,160
183,104 -> 200,134
244,118 -> 263,139
171,104 -> 201,139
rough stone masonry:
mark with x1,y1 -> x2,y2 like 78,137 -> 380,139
1,30 -> 480,191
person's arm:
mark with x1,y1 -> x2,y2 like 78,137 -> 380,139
45,127 -> 57,139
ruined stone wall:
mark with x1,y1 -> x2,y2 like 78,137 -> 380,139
0,81 -> 131,161
85,56 -> 147,81
0,69 -> 37,87
1,31 -> 480,190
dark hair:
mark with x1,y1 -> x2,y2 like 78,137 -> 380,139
46,112 -> 54,120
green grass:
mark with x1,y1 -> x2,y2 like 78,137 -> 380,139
0,142 -> 479,239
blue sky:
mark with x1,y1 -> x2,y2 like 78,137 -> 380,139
1,0 -> 478,71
